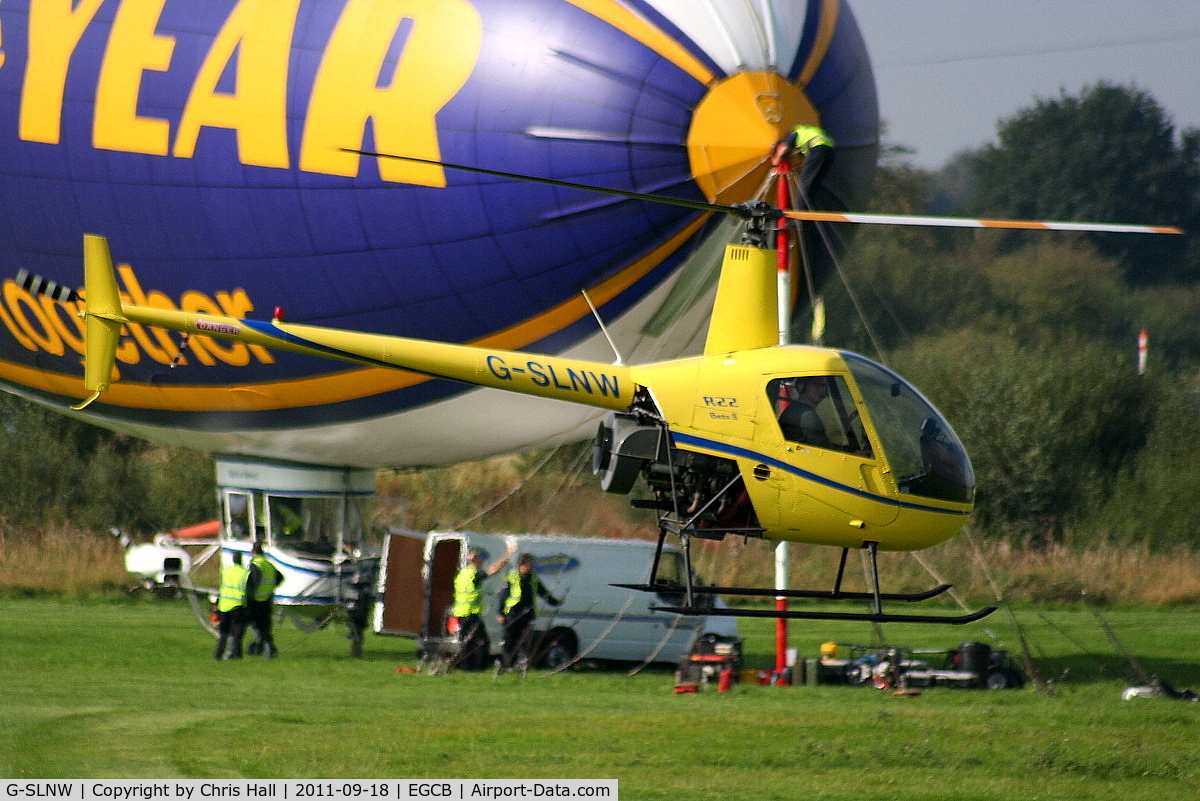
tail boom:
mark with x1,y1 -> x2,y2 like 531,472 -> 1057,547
73,236 -> 634,413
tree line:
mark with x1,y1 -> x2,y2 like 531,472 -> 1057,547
0,393 -> 215,537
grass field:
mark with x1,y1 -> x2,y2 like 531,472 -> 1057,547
2,597 -> 1198,798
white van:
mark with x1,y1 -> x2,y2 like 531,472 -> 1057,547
373,531 -> 740,668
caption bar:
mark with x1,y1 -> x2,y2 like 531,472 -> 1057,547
3,783 -> 617,801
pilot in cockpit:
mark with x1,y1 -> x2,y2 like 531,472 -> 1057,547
775,377 -> 832,447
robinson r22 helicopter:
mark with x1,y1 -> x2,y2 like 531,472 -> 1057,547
22,151 -> 1181,626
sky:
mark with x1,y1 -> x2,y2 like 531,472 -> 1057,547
846,1 -> 1200,168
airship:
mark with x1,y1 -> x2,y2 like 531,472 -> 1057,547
0,0 -> 878,469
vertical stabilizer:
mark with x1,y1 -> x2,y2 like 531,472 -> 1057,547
703,244 -> 777,355
73,234 -> 125,409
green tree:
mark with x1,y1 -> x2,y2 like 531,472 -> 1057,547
889,330 -> 1154,545
968,83 -> 1200,284
823,236 -> 998,355
1092,377 -> 1200,548
141,447 -> 217,530
0,394 -> 214,536
986,239 -> 1133,344
822,153 -> 1000,354
0,395 -> 88,525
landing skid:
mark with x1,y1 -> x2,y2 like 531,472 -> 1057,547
652,603 -> 998,626
625,525 -> 996,626
613,581 -> 955,604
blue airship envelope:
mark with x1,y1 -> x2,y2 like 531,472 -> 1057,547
0,0 -> 877,466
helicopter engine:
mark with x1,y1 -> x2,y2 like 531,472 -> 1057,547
592,412 -> 661,495
593,412 -> 752,538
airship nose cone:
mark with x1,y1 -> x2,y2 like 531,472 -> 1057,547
687,72 -> 819,204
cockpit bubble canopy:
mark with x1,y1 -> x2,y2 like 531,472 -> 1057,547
844,353 -> 974,504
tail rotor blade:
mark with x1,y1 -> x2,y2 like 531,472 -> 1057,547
15,268 -> 80,303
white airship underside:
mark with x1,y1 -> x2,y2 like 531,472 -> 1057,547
0,0 -> 877,467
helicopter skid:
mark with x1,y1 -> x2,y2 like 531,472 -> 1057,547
616,580 -> 994,625
650,603 -> 998,626
637,525 -> 996,625
612,582 -> 952,603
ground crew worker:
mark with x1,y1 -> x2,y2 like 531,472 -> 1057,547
496,553 -> 561,669
771,123 -> 835,206
451,543 -> 516,670
215,552 -> 248,660
271,497 -> 304,539
245,540 -> 283,659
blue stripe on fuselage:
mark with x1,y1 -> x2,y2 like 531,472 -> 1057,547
671,432 -> 968,517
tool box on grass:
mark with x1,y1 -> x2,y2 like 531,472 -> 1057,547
674,633 -> 743,692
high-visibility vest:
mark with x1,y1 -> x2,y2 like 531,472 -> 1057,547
274,502 -> 304,536
217,563 -> 248,613
249,554 -> 280,602
790,124 -> 834,154
452,567 -> 482,617
502,570 -> 543,615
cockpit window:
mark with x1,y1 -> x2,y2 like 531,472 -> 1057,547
766,375 -> 872,456
271,495 -> 347,559
843,353 -> 974,503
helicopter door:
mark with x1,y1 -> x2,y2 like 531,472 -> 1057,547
767,376 -> 872,454
757,375 -> 898,532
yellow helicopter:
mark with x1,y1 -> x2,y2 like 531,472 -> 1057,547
24,154 -> 1181,625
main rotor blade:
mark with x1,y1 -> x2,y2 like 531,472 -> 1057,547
782,209 -> 1183,235
342,148 -> 735,216
345,149 -> 1184,235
